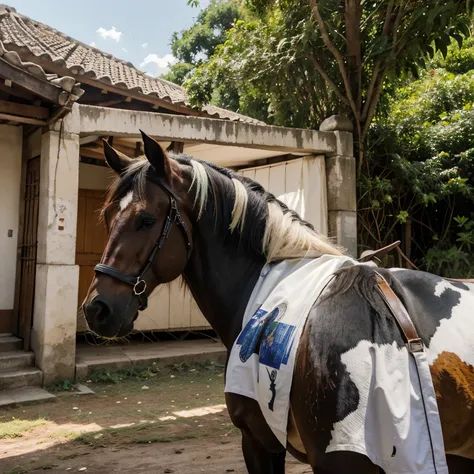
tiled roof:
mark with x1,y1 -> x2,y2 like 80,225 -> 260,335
0,39 -> 84,104
0,4 -> 264,125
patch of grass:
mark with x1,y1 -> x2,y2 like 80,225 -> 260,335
87,359 -> 224,385
49,430 -> 77,440
0,418 -> 46,439
45,379 -> 74,393
88,364 -> 161,384
8,468 -> 28,474
56,452 -> 82,461
131,433 -> 199,444
168,360 -> 224,374
75,422 -> 155,447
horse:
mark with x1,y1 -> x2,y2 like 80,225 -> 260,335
82,131 -> 474,474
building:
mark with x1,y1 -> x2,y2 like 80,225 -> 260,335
0,4 -> 356,387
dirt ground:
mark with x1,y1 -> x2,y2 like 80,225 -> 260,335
0,362 -> 311,474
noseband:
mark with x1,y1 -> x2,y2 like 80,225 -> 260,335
94,179 -> 192,311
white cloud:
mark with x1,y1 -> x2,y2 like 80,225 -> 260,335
96,26 -> 122,42
90,41 -> 97,47
142,43 -> 148,48
140,53 -> 176,76
122,48 -> 128,53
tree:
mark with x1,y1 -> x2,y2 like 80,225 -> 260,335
162,0 -> 246,85
186,1 -> 473,168
358,38 -> 474,276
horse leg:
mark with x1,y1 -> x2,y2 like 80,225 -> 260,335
226,393 -> 286,473
241,430 -> 286,474
308,452 -> 380,474
446,454 -> 474,473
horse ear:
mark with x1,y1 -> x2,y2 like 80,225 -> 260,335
140,130 -> 171,181
102,139 -> 134,174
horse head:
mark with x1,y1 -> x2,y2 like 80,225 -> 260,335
82,132 -> 194,338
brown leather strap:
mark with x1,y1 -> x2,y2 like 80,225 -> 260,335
374,272 -> 424,353
358,241 -> 401,263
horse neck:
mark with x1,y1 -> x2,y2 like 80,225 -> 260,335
182,213 -> 265,350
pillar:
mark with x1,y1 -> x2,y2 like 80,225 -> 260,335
31,106 -> 80,384
321,115 -> 357,257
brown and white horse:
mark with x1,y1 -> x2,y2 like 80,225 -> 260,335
82,133 -> 474,473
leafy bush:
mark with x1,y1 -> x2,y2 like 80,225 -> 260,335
358,39 -> 474,277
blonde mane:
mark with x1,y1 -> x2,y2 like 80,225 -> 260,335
187,159 -> 342,263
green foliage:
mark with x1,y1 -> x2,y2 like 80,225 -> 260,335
47,379 -> 74,392
185,0 -> 473,158
161,62 -> 195,86
164,0 -> 246,85
186,5 -> 343,126
431,36 -> 474,74
391,69 -> 474,160
358,38 -> 474,277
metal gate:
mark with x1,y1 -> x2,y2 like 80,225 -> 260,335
15,156 -> 40,350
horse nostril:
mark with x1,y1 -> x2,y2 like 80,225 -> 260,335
87,299 -> 111,325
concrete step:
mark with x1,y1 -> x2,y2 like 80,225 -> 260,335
0,386 -> 56,408
0,333 -> 12,338
0,367 -> 42,390
0,335 -> 22,352
0,351 -> 35,370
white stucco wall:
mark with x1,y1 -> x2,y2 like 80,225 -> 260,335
239,156 -> 328,236
0,125 -> 22,310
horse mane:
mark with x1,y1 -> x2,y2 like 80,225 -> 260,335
102,153 -> 343,263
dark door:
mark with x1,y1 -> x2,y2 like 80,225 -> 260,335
14,156 -> 40,350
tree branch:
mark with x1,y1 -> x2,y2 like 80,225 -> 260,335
361,67 -> 387,140
309,0 -> 359,119
362,3 -> 407,138
308,55 -> 350,107
345,0 -> 363,111
362,59 -> 382,121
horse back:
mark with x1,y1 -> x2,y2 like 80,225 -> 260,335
290,265 -> 474,462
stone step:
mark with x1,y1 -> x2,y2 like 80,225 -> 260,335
0,351 -> 35,370
0,333 -> 13,338
0,335 -> 22,352
0,386 -> 56,408
0,367 -> 42,390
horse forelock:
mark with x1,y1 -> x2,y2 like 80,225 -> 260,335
102,154 -> 342,262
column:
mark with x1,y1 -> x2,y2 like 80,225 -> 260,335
320,115 -> 357,257
31,107 -> 80,384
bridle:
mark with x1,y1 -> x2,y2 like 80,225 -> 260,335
94,179 -> 192,311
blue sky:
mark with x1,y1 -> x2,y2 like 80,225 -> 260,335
8,0 -> 210,76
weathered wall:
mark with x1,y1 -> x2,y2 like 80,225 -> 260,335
32,128 -> 80,384
0,125 -> 22,310
78,163 -> 113,190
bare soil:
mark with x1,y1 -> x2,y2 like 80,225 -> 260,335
0,363 -> 311,474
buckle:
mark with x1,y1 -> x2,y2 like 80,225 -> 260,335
133,279 -> 147,296
407,338 -> 424,353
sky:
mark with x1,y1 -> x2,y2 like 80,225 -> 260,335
7,0 -> 210,76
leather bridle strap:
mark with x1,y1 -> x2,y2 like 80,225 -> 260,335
374,272 -> 424,353
94,179 -> 192,311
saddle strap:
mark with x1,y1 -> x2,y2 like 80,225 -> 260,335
358,240 -> 401,263
446,277 -> 474,283
374,272 -> 424,354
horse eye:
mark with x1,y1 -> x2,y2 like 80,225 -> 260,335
138,215 -> 156,230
